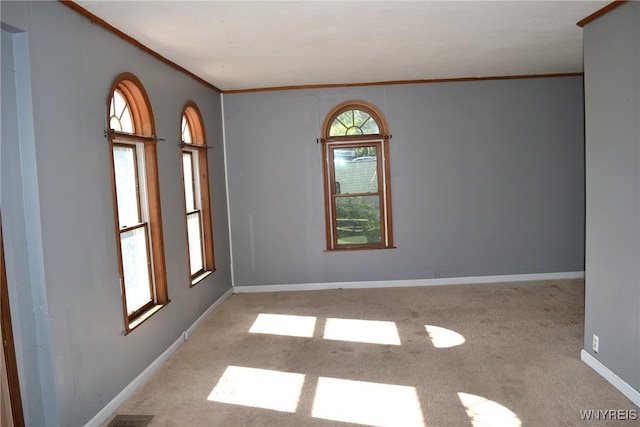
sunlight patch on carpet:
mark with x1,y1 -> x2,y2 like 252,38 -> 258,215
425,325 -> 466,348
312,377 -> 424,426
323,318 -> 401,345
208,366 -> 305,413
249,313 -> 317,338
458,392 -> 522,427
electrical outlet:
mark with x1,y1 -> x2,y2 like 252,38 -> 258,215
592,334 -> 599,353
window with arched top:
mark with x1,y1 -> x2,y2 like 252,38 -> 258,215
180,102 -> 215,284
321,101 -> 394,250
107,73 -> 168,332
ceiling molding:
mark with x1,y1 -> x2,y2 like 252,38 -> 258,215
223,73 -> 584,95
577,0 -> 628,27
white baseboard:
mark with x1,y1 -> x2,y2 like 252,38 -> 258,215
233,271 -> 585,294
184,288 -> 234,340
84,287 -> 234,427
581,350 -> 640,407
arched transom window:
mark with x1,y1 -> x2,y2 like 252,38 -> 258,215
328,107 -> 380,136
109,89 -> 134,133
321,101 -> 394,251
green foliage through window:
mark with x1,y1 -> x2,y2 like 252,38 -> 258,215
335,196 -> 381,244
329,109 -> 380,137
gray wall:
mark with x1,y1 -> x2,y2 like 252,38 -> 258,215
1,2 -> 232,425
224,77 -> 585,287
0,1 -> 596,424
583,2 -> 640,393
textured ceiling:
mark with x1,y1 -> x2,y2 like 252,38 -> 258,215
74,1 -> 609,92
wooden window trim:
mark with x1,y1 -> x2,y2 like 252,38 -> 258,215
107,73 -> 168,333
182,149 -> 207,281
181,103 -> 206,147
111,132 -> 157,144
109,73 -> 155,135
1,215 -> 26,426
321,101 -> 394,251
321,100 -> 389,140
180,102 -> 215,286
330,143 -> 386,250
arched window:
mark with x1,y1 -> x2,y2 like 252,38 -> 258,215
321,101 -> 394,250
107,73 -> 168,332
180,102 -> 215,283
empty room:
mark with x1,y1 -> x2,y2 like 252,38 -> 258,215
1,1 -> 638,426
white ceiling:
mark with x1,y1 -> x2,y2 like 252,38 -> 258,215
74,0 -> 608,92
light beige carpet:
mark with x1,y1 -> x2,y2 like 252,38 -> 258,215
102,279 -> 637,426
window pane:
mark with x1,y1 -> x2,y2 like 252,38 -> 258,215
187,211 -> 204,275
110,90 -> 134,133
183,152 -> 196,212
182,115 -> 192,144
361,117 -> 379,134
330,121 -> 348,137
121,226 -> 152,314
113,146 -> 140,227
334,147 -> 378,194
329,109 -> 379,136
120,107 -> 133,133
335,196 -> 381,244
336,110 -> 354,128
109,117 -> 121,131
353,110 -> 370,127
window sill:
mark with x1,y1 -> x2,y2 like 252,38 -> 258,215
125,301 -> 170,335
325,245 -> 397,252
190,269 -> 215,287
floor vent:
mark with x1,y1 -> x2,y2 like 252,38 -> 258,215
107,414 -> 153,427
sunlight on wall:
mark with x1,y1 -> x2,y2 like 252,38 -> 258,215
425,325 -> 466,348
312,377 -> 425,427
458,392 -> 522,427
323,318 -> 401,345
208,366 -> 305,413
249,313 -> 317,338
